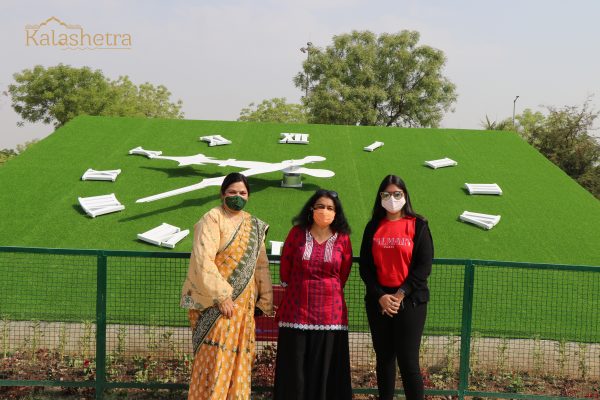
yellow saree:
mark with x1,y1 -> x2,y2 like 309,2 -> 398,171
181,206 -> 272,400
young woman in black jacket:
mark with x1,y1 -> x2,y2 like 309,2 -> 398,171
359,175 -> 434,400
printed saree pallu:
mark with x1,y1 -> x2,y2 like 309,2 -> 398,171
187,216 -> 266,400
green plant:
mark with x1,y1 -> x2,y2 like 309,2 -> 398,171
162,329 -> 176,356
366,343 -> 377,373
470,331 -> 481,375
159,363 -> 176,384
556,338 -> 567,378
428,372 -> 448,389
57,323 -> 68,361
145,323 -> 160,354
28,320 -> 43,361
181,352 -> 193,376
83,358 -> 95,380
496,337 -> 509,374
442,335 -> 459,378
133,355 -> 157,383
577,342 -> 588,381
419,335 -> 430,370
107,325 -> 128,380
133,355 -> 149,382
532,334 -> 543,376
506,372 -> 525,392
106,353 -> 119,379
114,325 -> 127,360
0,314 -> 9,358
79,320 -> 94,360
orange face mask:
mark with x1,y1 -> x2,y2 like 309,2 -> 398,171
313,209 -> 335,228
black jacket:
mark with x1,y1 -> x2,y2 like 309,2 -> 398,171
359,216 -> 434,304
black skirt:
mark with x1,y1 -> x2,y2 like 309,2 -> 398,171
273,327 -> 352,400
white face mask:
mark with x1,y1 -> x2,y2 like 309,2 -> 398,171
381,197 -> 406,213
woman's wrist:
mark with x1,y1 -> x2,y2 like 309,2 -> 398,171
218,296 -> 232,305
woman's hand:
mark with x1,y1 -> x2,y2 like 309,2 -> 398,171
218,298 -> 235,318
378,294 -> 400,317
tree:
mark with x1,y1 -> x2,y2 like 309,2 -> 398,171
9,65 -> 110,127
577,165 -> 600,199
101,76 -> 184,119
481,115 -> 514,131
294,30 -> 457,127
0,140 -> 38,167
8,64 -> 183,128
526,103 -> 599,183
238,98 -> 307,123
483,101 -> 600,199
481,109 -> 546,135
0,148 -> 18,166
513,109 -> 545,141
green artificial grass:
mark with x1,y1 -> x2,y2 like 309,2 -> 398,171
1,116 -> 599,341
1,115 -> 598,264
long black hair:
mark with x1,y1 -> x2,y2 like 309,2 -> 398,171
292,189 -> 351,234
220,172 -> 250,196
370,175 -> 423,223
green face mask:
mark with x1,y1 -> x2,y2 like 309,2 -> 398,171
224,195 -> 247,211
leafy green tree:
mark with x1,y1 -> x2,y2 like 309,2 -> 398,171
0,140 -> 38,166
0,148 -> 18,166
481,115 -> 514,131
8,64 -> 183,128
9,65 -> 110,127
238,98 -> 307,123
513,109 -> 545,141
577,165 -> 600,199
484,101 -> 600,199
481,109 -> 546,135
102,76 -> 184,119
294,30 -> 457,127
526,103 -> 599,183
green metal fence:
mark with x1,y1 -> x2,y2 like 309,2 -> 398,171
0,246 -> 598,400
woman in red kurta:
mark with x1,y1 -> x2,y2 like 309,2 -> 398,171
273,189 -> 353,400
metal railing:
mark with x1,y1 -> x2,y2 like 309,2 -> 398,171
0,246 -> 598,400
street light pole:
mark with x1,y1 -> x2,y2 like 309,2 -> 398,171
512,95 -> 520,128
300,42 -> 312,98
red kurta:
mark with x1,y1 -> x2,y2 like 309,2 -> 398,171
277,226 -> 353,329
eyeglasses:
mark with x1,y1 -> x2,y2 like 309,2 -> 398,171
316,189 -> 338,198
380,191 -> 404,200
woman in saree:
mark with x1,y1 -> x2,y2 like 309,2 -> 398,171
181,172 -> 273,400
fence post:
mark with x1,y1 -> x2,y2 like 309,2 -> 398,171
96,252 -> 108,400
457,260 -> 475,400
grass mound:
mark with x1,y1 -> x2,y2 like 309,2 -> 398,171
1,115 -> 598,264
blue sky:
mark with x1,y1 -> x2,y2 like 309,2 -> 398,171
1,0 -> 599,148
